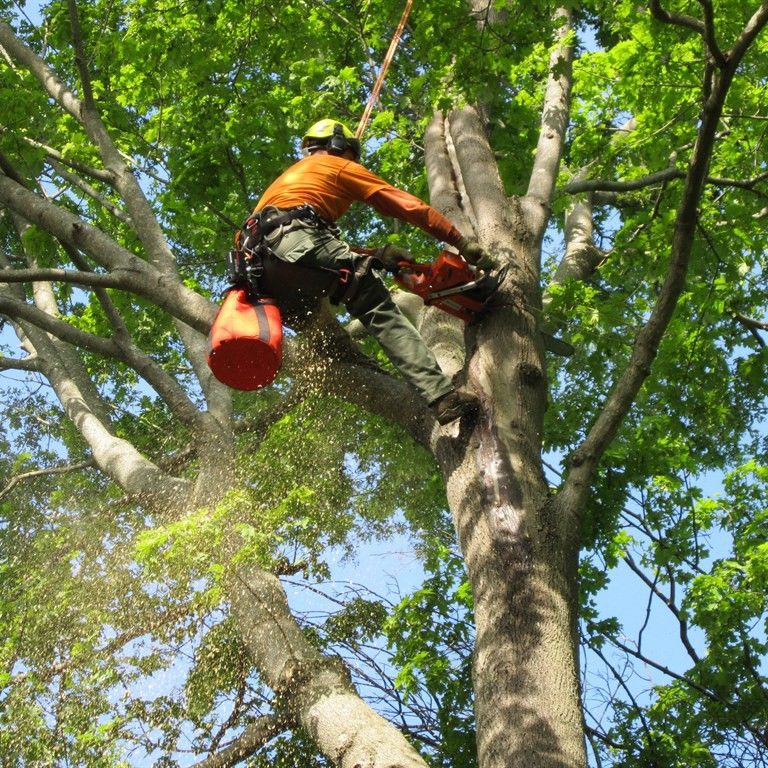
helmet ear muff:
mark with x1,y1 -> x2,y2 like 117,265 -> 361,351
328,123 -> 348,155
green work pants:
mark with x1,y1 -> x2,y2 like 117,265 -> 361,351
261,223 -> 453,404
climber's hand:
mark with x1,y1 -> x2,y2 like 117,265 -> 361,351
456,237 -> 496,270
374,244 -> 414,272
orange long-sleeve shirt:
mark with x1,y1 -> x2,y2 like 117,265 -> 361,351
254,153 -> 463,246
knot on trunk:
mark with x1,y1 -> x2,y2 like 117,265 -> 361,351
518,361 -> 544,386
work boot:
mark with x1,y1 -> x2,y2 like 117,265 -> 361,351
431,388 -> 480,425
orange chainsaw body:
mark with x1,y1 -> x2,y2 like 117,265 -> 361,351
394,250 -> 489,322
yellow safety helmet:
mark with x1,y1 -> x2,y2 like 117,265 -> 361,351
301,119 -> 361,160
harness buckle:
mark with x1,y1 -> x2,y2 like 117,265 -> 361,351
226,249 -> 248,285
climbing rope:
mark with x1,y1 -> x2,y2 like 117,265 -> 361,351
354,0 -> 414,139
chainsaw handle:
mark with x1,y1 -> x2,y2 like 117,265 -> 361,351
395,258 -> 419,272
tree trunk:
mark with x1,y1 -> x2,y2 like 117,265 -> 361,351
436,283 -> 586,768
425,103 -> 587,767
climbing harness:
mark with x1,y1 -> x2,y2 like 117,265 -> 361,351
209,205 -> 376,390
237,204 -> 339,252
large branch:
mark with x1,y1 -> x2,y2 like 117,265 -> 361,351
191,715 -> 288,768
0,266 -> 148,290
4,225 -> 191,512
228,566 -> 428,768
2,206 -> 231,493
562,167 -> 684,194
0,20 -> 169,273
449,107 -> 509,239
0,291 -> 212,434
0,354 -> 41,372
544,194 -> 604,298
728,0 -> 768,62
0,293 -> 119,356
562,167 -> 768,195
5,214 -> 116,429
17,314 -> 190,509
69,243 -> 223,442
524,6 -> 574,238
555,5 -> 768,520
0,18 -> 218,392
650,0 -> 728,67
424,112 -> 475,236
0,22 -> 83,122
0,172 -> 216,333
732,312 -> 768,333
649,0 -> 705,36
697,0 -> 727,66
546,120 -> 639,294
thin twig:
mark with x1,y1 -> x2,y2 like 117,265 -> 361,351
47,161 -> 131,223
623,552 -> 702,664
0,459 -> 96,502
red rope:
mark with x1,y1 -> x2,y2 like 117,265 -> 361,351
354,0 -> 414,139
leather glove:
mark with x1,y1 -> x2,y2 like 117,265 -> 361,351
374,244 -> 414,272
456,237 -> 496,270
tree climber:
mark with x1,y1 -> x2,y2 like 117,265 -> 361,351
244,118 -> 495,425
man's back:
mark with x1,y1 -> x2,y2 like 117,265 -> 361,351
255,153 -> 388,222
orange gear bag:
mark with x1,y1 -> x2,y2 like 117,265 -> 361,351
207,288 -> 284,390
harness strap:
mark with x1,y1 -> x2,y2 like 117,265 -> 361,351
259,204 -> 318,238
240,204 -> 337,246
329,255 -> 376,306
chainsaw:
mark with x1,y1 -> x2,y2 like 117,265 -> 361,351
393,250 -> 497,322
393,250 -> 574,356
